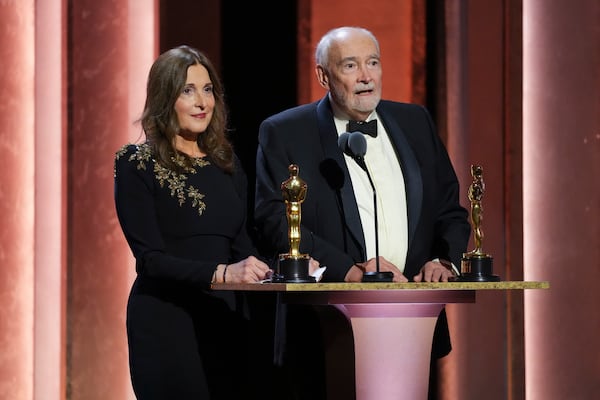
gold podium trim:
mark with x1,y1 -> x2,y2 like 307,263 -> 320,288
212,280 -> 549,292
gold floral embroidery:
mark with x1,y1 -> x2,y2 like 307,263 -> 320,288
187,186 -> 207,215
114,145 -> 130,177
115,143 -> 210,215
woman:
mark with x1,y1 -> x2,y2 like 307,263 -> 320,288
114,45 -> 271,399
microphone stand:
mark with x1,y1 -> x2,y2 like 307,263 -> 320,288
339,131 -> 393,282
359,159 -> 394,283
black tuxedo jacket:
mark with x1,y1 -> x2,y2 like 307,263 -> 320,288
255,96 -> 470,282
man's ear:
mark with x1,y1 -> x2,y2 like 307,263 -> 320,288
315,65 -> 328,88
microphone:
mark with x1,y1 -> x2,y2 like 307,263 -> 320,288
338,132 -> 393,282
338,131 -> 367,168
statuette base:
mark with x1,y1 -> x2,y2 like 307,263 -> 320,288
273,254 -> 315,283
458,254 -> 500,282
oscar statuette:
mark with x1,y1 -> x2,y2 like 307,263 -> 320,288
273,164 -> 315,283
458,164 -> 500,282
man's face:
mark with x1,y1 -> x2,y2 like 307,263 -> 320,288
320,31 -> 382,121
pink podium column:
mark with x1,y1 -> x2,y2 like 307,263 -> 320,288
336,303 -> 443,400
290,289 -> 476,400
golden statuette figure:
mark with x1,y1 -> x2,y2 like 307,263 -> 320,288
459,164 -> 500,281
276,164 -> 315,283
282,164 -> 307,257
467,164 -> 485,255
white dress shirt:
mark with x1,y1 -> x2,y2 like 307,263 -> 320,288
335,113 -> 409,272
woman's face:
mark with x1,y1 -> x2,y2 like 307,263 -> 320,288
174,63 -> 215,135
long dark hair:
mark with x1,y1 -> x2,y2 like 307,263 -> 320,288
140,45 -> 234,173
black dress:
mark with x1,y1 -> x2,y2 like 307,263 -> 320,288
114,143 -> 258,399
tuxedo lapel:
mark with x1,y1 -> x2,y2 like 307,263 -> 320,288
316,98 -> 366,256
377,107 -> 422,245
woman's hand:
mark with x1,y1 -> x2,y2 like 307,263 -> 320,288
220,256 -> 272,283
308,257 -> 320,275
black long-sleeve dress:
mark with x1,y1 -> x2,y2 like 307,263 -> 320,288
114,143 -> 257,399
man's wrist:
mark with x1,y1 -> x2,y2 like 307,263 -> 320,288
433,258 -> 460,276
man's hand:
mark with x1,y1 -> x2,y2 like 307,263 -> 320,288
345,256 -> 408,282
413,260 -> 457,283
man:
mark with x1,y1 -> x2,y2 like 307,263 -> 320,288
254,26 -> 470,399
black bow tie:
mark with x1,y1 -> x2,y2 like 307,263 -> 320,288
347,119 -> 377,137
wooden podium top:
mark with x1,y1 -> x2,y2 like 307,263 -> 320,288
212,280 -> 549,292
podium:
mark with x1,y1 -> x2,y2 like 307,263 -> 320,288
213,281 -> 549,400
